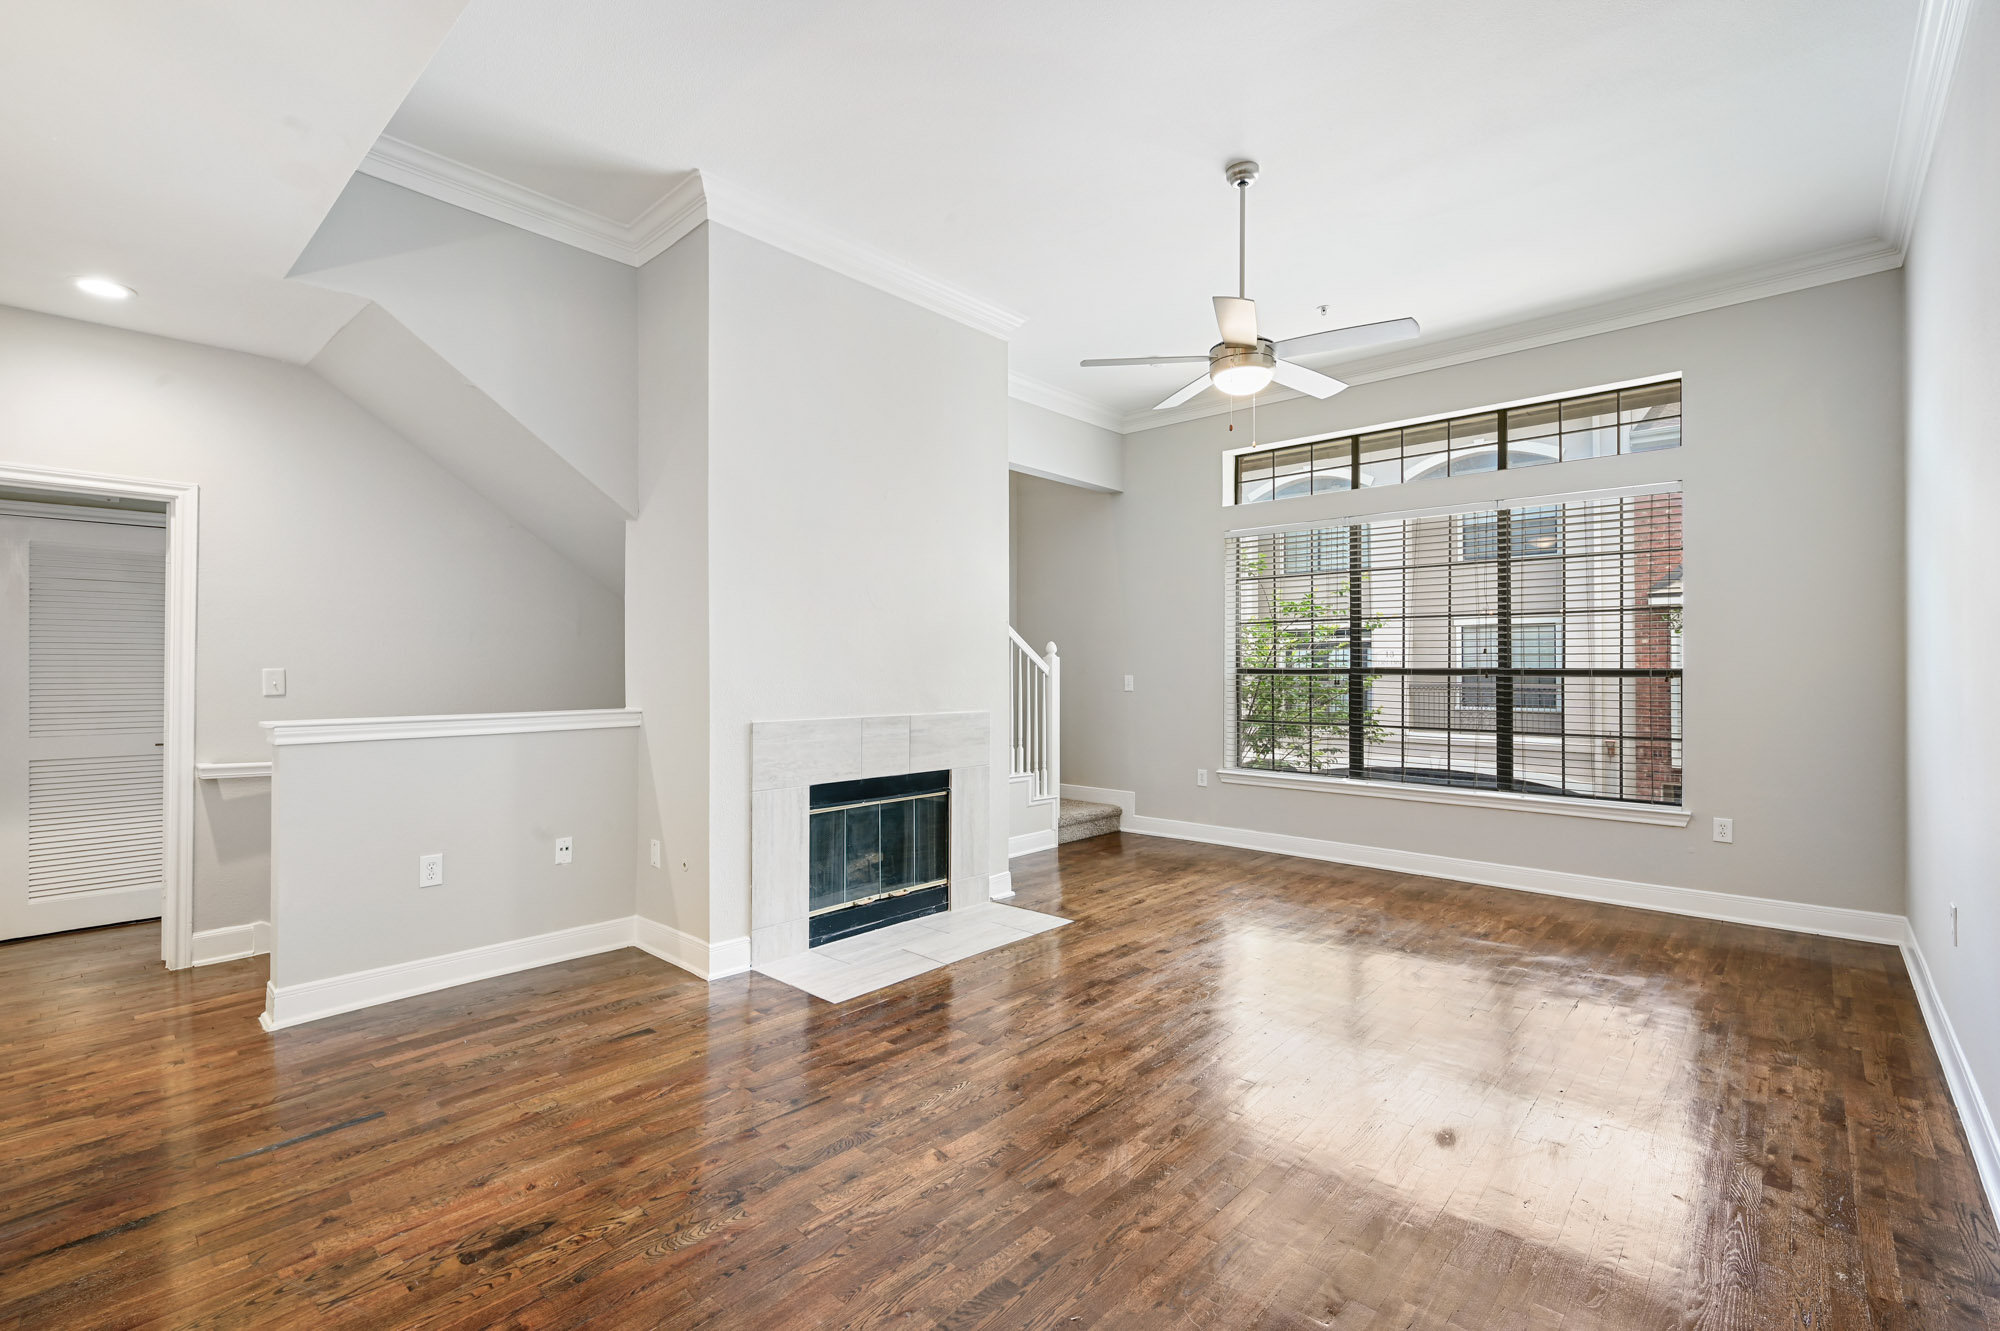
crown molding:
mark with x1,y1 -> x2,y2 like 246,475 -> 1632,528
1120,235 -> 1905,434
358,136 -> 651,264
1006,372 -> 1124,433
1882,0 -> 1977,251
700,179 -> 1026,340
356,138 -> 1024,340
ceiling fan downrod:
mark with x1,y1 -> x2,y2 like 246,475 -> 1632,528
1227,159 -> 1258,301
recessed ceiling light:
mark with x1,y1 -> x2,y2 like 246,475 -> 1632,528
75,276 -> 134,301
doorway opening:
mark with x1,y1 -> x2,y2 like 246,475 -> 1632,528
0,465 -> 197,969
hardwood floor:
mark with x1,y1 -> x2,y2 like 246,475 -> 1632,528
2,834 -> 1996,1329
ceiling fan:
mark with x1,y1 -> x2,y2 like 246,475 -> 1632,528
1082,160 -> 1421,410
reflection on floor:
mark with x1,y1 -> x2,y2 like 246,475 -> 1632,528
755,901 -> 1069,1001
1,833 -> 1994,1328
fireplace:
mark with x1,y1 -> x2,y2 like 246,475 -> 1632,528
808,770 -> 949,945
750,711 -> 991,967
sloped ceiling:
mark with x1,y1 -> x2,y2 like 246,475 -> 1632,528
0,0 -> 468,360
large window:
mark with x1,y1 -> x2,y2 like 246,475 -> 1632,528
1228,488 -> 1684,805
1233,379 -> 1681,506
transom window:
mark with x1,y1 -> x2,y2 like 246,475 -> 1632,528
1233,378 -> 1681,506
1227,487 -> 1684,806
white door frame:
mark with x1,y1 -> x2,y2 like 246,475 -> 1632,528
0,462 -> 198,970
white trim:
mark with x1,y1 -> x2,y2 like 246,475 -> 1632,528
262,708 -> 641,747
357,135 -> 674,266
1901,925 -> 2000,1219
260,917 -> 636,1030
1059,784 -> 1137,819
1223,477 -> 1686,538
0,462 -> 198,971
634,916 -> 751,981
1007,372 -> 1125,433
988,870 -> 1015,900
1883,0 -> 1977,251
1223,372 -> 1683,468
1216,767 -> 1692,827
1009,829 -> 1057,858
196,761 -> 271,781
1119,814 -> 1901,943
357,139 -> 1025,341
0,498 -> 166,527
193,920 -> 270,965
703,178 -> 1027,340
1124,237 -> 1904,433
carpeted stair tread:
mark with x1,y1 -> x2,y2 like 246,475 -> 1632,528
1057,798 -> 1121,844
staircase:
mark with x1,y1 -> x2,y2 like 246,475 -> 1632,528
1057,798 -> 1121,844
1009,629 -> 1121,847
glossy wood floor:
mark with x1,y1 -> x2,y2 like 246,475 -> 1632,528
3,835 -> 1997,1329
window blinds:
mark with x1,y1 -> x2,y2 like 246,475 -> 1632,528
1225,486 -> 1683,806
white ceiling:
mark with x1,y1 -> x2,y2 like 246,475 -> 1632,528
0,1 -> 467,360
381,0 -> 1930,424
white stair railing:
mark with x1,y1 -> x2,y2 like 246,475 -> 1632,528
1009,629 -> 1059,803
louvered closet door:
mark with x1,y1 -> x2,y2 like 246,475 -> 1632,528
0,515 -> 167,940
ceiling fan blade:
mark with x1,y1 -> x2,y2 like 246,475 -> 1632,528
1272,316 -> 1421,361
1270,359 -> 1349,400
1213,296 -> 1259,347
1079,355 -> 1210,367
1153,374 -> 1213,410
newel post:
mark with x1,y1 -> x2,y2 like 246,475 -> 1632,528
1046,642 -> 1060,803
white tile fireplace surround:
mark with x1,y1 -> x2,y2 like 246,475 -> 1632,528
750,711 -> 992,968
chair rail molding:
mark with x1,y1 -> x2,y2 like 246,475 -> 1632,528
262,708 -> 641,747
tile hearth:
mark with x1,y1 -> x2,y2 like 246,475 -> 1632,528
753,902 -> 1069,1002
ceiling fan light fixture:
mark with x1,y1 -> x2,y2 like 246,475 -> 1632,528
1210,343 -> 1276,397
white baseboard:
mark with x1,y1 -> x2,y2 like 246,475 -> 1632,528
1900,927 -> 2000,1220
634,916 -> 751,981
261,917 -> 636,1030
988,870 -> 1015,900
1120,813 -> 1906,945
193,919 -> 271,966
1009,829 -> 1057,858
1060,784 -> 1136,818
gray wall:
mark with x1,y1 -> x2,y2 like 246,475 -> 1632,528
1906,0 -> 2000,1157
295,174 -> 639,511
626,223 -> 1012,949
629,224 -> 713,940
1008,398 -> 1122,493
269,726 -> 635,987
1016,271 -> 1906,915
704,225 -> 1012,941
0,306 -> 625,932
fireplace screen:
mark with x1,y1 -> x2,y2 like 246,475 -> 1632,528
808,769 -> 949,945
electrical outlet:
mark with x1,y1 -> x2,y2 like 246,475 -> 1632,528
1124,675 -> 1134,692
419,853 -> 443,887
1712,817 -> 1733,844
261,667 -> 286,698
1951,902 -> 1959,946
650,839 -> 662,869
1197,769 -> 1208,787
555,836 -> 573,865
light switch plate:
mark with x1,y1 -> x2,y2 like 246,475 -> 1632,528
649,839 -> 662,868
261,667 -> 286,698
1124,675 -> 1134,692
419,853 -> 444,887
555,836 -> 573,865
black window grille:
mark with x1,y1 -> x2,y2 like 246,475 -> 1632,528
1228,490 -> 1684,805
1233,379 -> 1681,506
